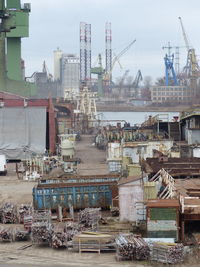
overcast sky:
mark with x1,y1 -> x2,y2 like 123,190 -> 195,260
21,0 -> 200,82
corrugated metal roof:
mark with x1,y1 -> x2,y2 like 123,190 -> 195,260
147,199 -> 180,208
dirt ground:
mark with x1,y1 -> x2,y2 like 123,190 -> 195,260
0,136 -> 198,266
75,135 -> 109,175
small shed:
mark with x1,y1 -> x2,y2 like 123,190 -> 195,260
118,176 -> 144,222
146,199 -> 180,240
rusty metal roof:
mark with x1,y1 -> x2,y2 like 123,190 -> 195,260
143,157 -> 200,177
147,199 -> 180,208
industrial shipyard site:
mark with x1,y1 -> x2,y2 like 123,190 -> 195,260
1,1 -> 200,267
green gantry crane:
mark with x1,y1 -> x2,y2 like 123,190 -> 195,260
91,54 -> 105,96
0,0 -> 37,97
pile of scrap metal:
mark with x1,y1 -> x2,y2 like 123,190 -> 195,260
115,234 -> 150,261
64,221 -> 83,241
51,223 -> 67,249
18,204 -> 32,224
31,210 -> 53,245
151,242 -> 184,264
0,227 -> 14,242
24,214 -> 33,231
2,203 -> 17,224
14,228 -> 30,241
79,208 -> 101,229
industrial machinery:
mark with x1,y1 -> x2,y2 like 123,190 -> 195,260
0,0 -> 37,97
178,17 -> 200,96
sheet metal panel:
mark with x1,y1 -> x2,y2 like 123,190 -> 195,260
149,208 -> 177,220
0,107 -> 46,159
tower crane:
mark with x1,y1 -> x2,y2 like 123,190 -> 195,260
178,17 -> 200,95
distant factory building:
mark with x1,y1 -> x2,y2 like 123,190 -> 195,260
151,86 -> 192,103
60,54 -> 80,98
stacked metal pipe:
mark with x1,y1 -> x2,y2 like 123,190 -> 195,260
51,223 -> 67,249
31,222 -> 53,245
14,228 -> 30,241
115,234 -> 150,261
2,203 -> 17,224
79,208 -> 101,229
151,242 -> 184,264
31,210 -> 53,245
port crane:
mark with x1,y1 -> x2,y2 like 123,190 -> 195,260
178,17 -> 200,95
162,42 -> 178,86
104,39 -> 136,82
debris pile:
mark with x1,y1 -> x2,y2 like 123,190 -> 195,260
2,203 -> 17,224
79,208 -> 101,229
115,234 -> 150,261
52,223 -> 67,249
0,227 -> 13,242
151,242 -> 184,264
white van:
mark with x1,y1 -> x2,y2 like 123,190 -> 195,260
0,155 -> 7,175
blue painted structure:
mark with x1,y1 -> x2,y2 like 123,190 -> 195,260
33,175 -> 119,210
164,54 -> 178,86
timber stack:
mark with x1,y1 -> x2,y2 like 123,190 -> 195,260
151,242 -> 184,264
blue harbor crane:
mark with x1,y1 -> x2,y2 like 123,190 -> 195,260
163,42 -> 179,86
164,54 -> 178,86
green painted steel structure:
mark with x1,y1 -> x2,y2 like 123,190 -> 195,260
0,0 -> 37,97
